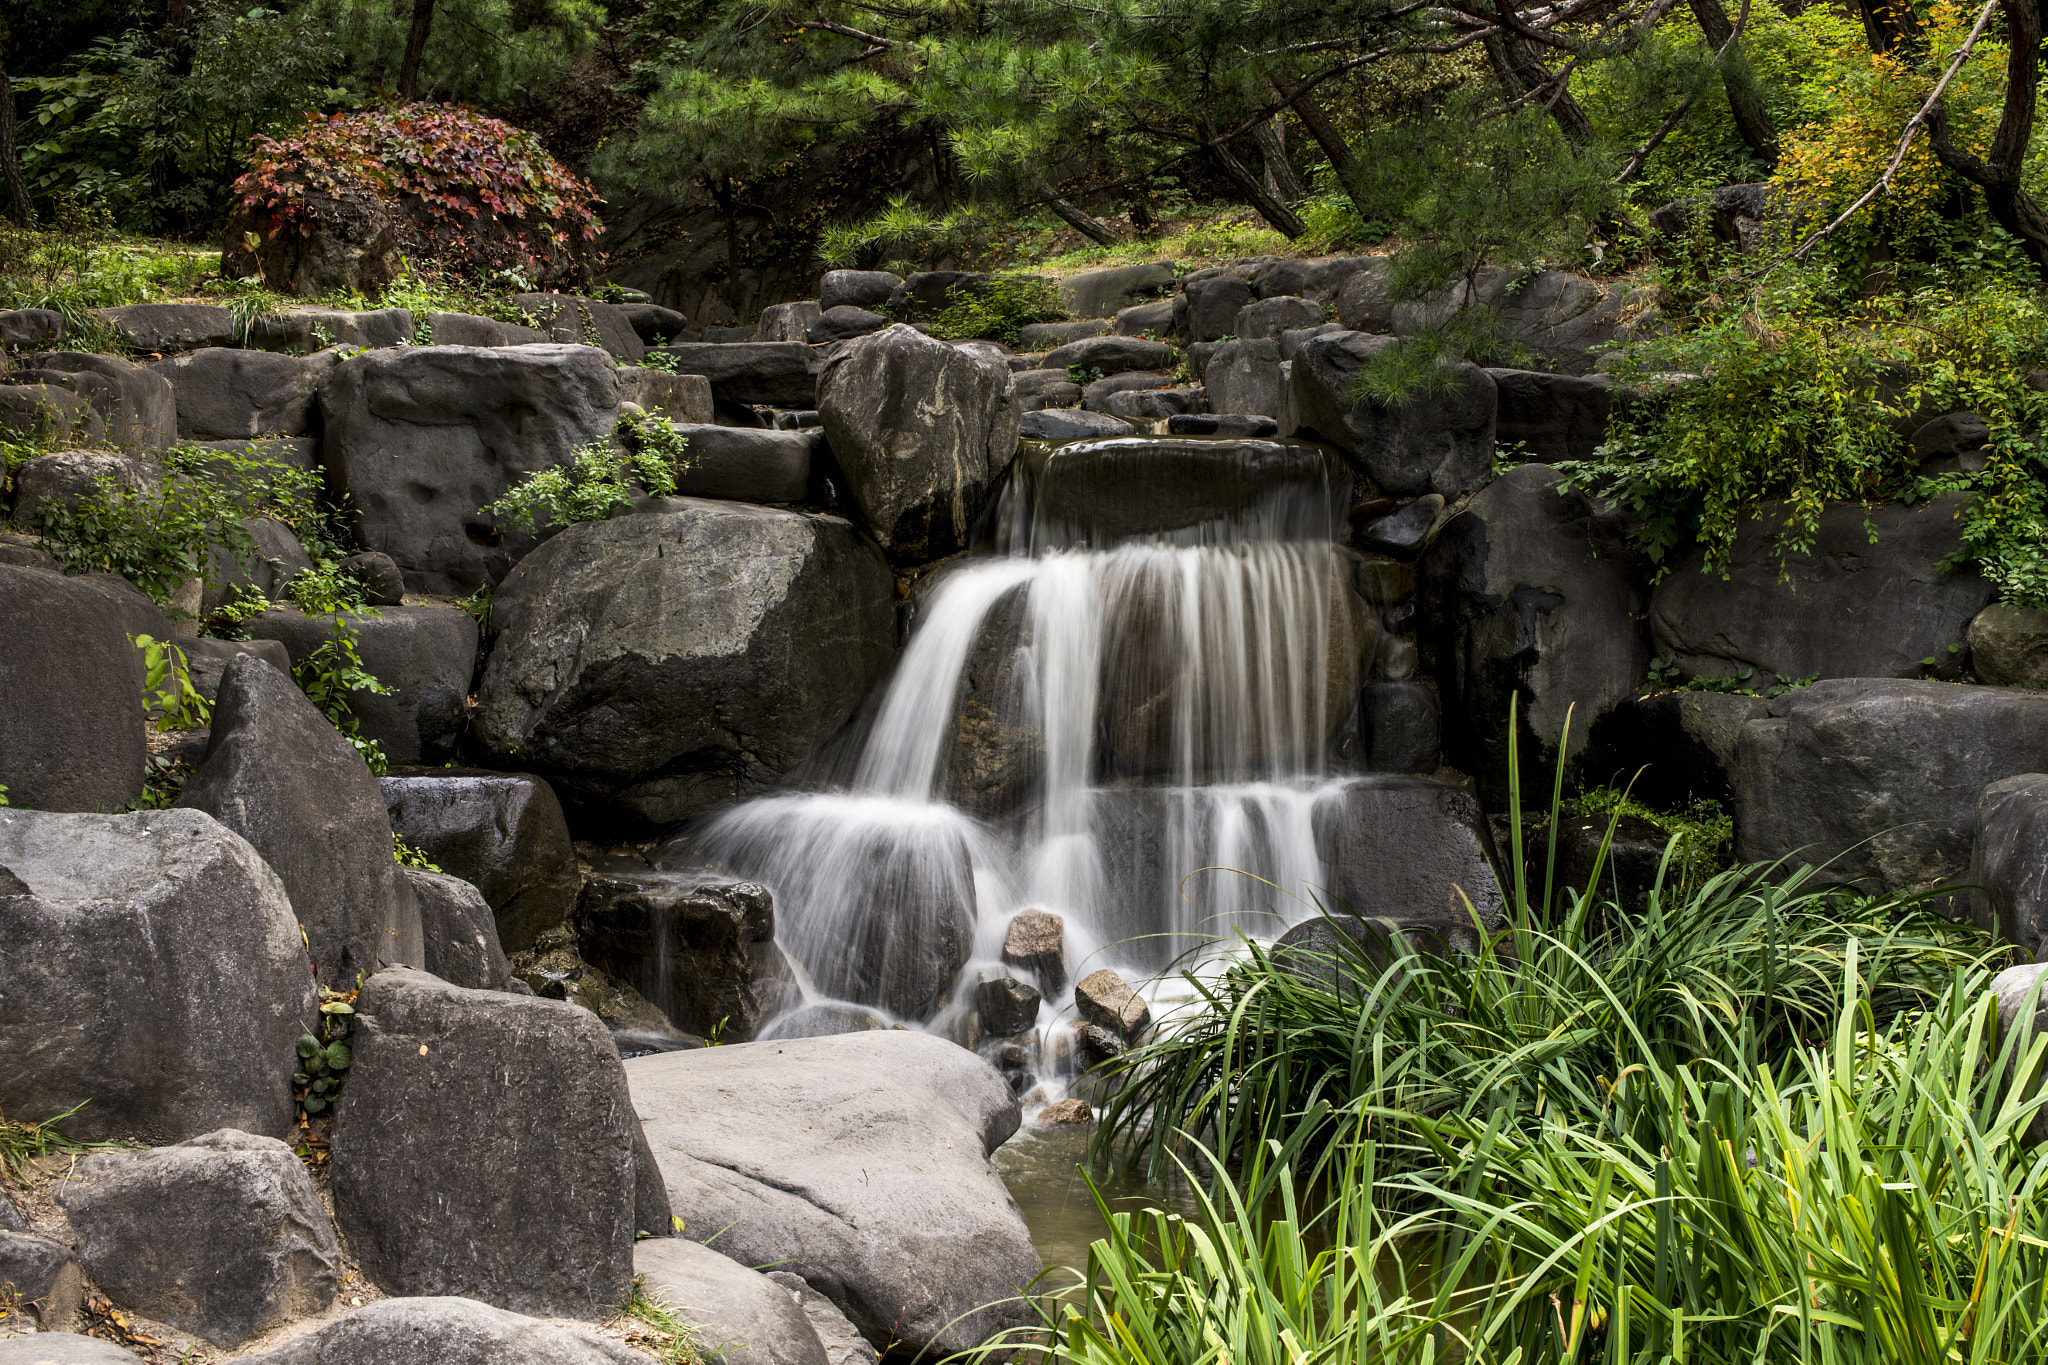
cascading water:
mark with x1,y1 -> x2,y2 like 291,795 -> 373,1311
670,435 -> 1396,1101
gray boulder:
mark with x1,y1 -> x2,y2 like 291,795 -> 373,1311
628,1030 -> 1038,1356
1080,370 -> 1172,411
379,770 -> 580,954
1650,498 -> 1994,683
1019,408 -> 1137,441
1279,323 -> 1343,360
758,301 -> 824,344
473,504 -> 896,829
1104,386 -> 1203,421
1042,334 -> 1176,374
0,382 -> 103,447
1113,299 -> 1176,337
97,303 -> 235,353
422,312 -> 549,348
975,974 -> 1041,1037
1175,274 -> 1254,343
0,564 -> 146,812
1002,910 -> 1068,995
56,1129 -> 337,1347
1009,435 -> 1349,546
817,325 -> 1019,564
0,1337 -> 144,1365
9,449 -> 158,529
1355,679 -> 1441,774
1990,963 -> 2048,1144
403,866 -> 513,991
0,807 -> 314,1143
240,1297 -> 644,1365
1289,331 -> 1496,498
635,1239 -> 828,1365
240,605 -> 479,766
1312,775 -> 1504,929
889,271 -> 991,319
509,293 -> 646,363
1972,774 -> 2048,962
1059,261 -> 1175,318
659,425 -> 816,504
1017,319 -> 1110,349
1356,496 -> 1440,559
622,303 -> 694,345
617,368 -> 715,425
319,343 -> 621,594
1235,295 -> 1324,340
1489,369 -> 1614,463
10,353 -> 175,451
1420,464 -> 1649,802
177,653 -> 424,986
201,515 -> 313,618
187,434 -> 320,478
765,1273 -> 880,1365
0,309 -> 65,348
337,550 -> 407,606
246,308 -> 417,354
1167,412 -> 1280,438
1733,681 -> 2048,901
150,348 -> 333,439
1970,603 -> 2048,688
655,343 -> 821,408
1074,969 -> 1149,1041
578,874 -> 795,1041
331,969 -> 643,1317
804,306 -> 889,344
0,1229 -> 81,1329
819,270 -> 903,312
1581,689 -> 1770,808
1205,338 -> 1284,417
181,636 -> 294,705
1252,255 -> 1389,309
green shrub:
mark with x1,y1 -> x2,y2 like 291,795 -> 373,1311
912,275 -> 1066,345
481,413 -> 692,533
290,613 -> 392,774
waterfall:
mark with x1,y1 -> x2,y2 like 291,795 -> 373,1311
676,436 -> 1383,1095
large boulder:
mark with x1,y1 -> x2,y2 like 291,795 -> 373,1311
1018,408 -> 1136,441
55,1129 -> 338,1347
635,1239 -> 829,1365
239,1297 -> 644,1365
1204,338 -> 1284,417
1968,602 -> 2048,689
654,342 -> 822,408
1733,681 -> 2048,901
577,874 -> 795,1041
1990,962 -> 2048,1144
1175,273 -> 1254,343
149,348 -> 334,440
1041,334 -> 1176,375
509,293 -> 646,363
0,308 -> 66,349
421,312 -> 549,348
818,270 -> 903,312
1649,498 -> 1995,683
0,1228 -> 82,1329
0,565 -> 147,812
177,653 -> 424,986
1008,435 -> 1349,546
200,516 -> 314,619
817,325 -> 1019,564
330,968 -> 645,1317
402,866 -> 513,991
615,368 -> 714,425
9,353 -> 175,451
1489,369 -> 1614,463
1058,260 -> 1176,319
379,770 -> 580,954
96,304 -> 236,353
1579,689 -> 1770,807
0,382 -> 104,447
1419,465 -> 1649,801
240,605 -> 479,766
1289,331 -> 1496,498
758,301 -> 824,344
318,344 -> 621,594
248,308 -> 416,354
1234,295 -> 1324,340
628,1030 -> 1038,1357
1252,255 -> 1388,309
0,807 -> 314,1143
474,503 -> 896,830
10,449 -> 159,530
1973,774 -> 2048,962
660,425 -> 816,504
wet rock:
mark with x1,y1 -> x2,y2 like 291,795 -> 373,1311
1579,690 -> 1769,808
240,605 -> 478,766
1104,386 -> 1203,422
1554,813 -> 1672,919
1272,913 -> 1480,996
0,565 -> 147,813
511,937 -> 697,1052
0,1230 -> 82,1329
1019,408 -> 1138,441
1041,335 -> 1176,375
239,1297 -> 644,1365
1036,1098 -> 1093,1125
1355,495 -> 1442,559
57,1129 -> 338,1347
628,1030 -> 1038,1356
1355,679 -> 1440,774
379,770 -> 580,954
0,807 -> 315,1143
1060,261 -> 1175,319
1489,369 -> 1614,463
1166,412 -> 1280,438
1289,331 -> 1495,498
97,303 -> 235,353
510,293 -> 646,362
636,1239 -> 829,1365
654,342 -> 821,408
1074,969 -> 1150,1042
403,866 -> 513,991
1001,910 -> 1069,996
1970,603 -> 2048,688
975,974 -> 1041,1037
472,503 -> 896,830
1973,774 -> 2048,962
1311,775 -> 1505,929
1009,436 -> 1349,545
760,1003 -> 895,1039
150,348 -> 334,440
1733,681 -> 2048,905
9,353 -> 176,451
819,270 -> 903,312
320,343 -> 620,594
577,874 -> 796,1042
331,968 -> 642,1317
1650,498 -> 1994,683
177,653 -> 424,985
1072,1021 -> 1124,1071
818,325 -> 1019,565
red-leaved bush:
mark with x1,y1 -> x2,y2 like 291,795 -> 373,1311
228,106 -> 601,290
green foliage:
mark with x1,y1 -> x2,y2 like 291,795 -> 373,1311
392,835 -> 441,872
618,1276 -> 709,1365
0,1102 -> 121,1181
131,633 -> 211,731
1575,784 -> 1732,892
118,754 -> 197,812
290,614 -> 392,776
481,413 -> 693,533
310,0 -> 602,111
377,264 -> 547,331
909,275 -> 1064,344
818,201 -> 998,272
294,987 -> 357,1119
1642,653 -> 1818,696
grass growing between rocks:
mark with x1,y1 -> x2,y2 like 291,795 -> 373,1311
616,1277 -> 709,1365
0,1102 -> 120,1180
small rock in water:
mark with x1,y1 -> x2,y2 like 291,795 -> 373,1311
975,974 -> 1041,1037
1002,909 -> 1069,995
1075,968 -> 1151,1042
1037,1098 -> 1094,1125
1072,1021 -> 1125,1071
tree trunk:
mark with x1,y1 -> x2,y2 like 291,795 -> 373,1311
1926,0 -> 2048,278
1689,0 -> 1780,165
1201,120 -> 1305,237
1285,86 -> 1357,188
1504,36 -> 1596,144
1035,176 -> 1124,245
0,56 -> 32,229
1851,0 -> 1922,55
1252,116 -> 1305,204
398,0 -> 437,101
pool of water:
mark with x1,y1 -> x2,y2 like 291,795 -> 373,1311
993,1121 -> 1199,1280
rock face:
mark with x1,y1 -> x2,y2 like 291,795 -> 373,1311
403,866 -> 513,991
1420,465 -> 1649,801
241,1297 -> 644,1365
150,348 -> 333,440
422,312 -> 548,348
1580,690 -> 1770,807
1970,603 -> 2048,688
240,605 -> 479,766
628,1030 -> 1038,1356
1205,338 -> 1285,417
1974,775 -> 2048,962
379,770 -> 580,954
635,1239 -> 829,1365
1042,334 -> 1176,375
817,325 -> 1020,564
319,344 -> 620,594
177,653 -> 424,986
1310,776 -> 1505,929
10,353 -> 176,451
1649,498 -> 1994,682
766,1272 -> 881,1365
1177,273 -> 1254,343
0,565 -> 147,812
473,504 -> 897,829
1289,331 -> 1497,498
577,874 -> 796,1041
1733,681 -> 2048,901
247,308 -> 417,354
56,1129 -> 338,1347
331,969 -> 643,1317
1019,408 -> 1137,441
614,368 -> 714,425
0,807 -> 314,1143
